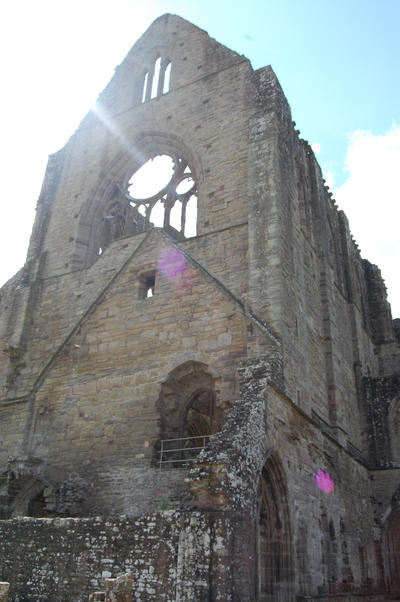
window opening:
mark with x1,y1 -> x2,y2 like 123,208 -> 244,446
141,58 -> 172,103
151,57 -> 161,99
163,61 -> 172,94
184,195 -> 197,238
128,155 -> 174,199
184,390 -> 214,439
155,363 -> 219,470
158,390 -> 215,469
169,200 -> 182,231
99,155 -> 198,255
176,176 -> 194,195
139,271 -> 156,299
142,72 -> 149,103
150,199 -> 165,227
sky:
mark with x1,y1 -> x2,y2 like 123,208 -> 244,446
1,0 -> 399,316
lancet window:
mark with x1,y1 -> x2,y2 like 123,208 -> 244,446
141,57 -> 172,103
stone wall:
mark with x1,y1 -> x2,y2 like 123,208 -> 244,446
1,12 -> 400,602
186,357 -> 384,598
1,230 -> 256,516
0,512 -> 215,601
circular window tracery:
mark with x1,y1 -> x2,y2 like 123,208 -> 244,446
98,154 -> 197,254
127,155 -> 175,198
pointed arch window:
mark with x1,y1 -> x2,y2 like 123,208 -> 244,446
151,57 -> 161,99
163,61 -> 172,94
141,72 -> 149,103
141,57 -> 172,103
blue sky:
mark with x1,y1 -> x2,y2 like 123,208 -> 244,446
1,0 -> 399,315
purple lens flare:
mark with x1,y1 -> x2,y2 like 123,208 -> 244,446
158,248 -> 186,278
314,470 -> 334,493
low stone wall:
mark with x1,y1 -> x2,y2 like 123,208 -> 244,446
89,571 -> 132,602
297,594 -> 386,602
0,512 -> 219,602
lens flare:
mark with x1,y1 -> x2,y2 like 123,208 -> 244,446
314,470 -> 334,493
158,248 -> 187,278
173,264 -> 196,291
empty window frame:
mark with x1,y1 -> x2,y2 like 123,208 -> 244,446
126,154 -> 197,238
97,155 -> 197,256
163,62 -> 171,94
142,72 -> 149,103
141,57 -> 172,103
151,57 -> 162,99
139,271 -> 156,299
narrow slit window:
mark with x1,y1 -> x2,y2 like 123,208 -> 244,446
139,271 -> 156,299
142,72 -> 149,103
163,62 -> 172,94
151,57 -> 161,99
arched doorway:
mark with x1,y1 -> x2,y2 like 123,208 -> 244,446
256,454 -> 294,601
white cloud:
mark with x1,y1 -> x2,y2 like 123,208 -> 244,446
311,142 -> 321,155
334,125 -> 400,317
324,170 -> 335,190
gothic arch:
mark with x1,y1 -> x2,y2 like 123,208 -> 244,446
255,452 -> 295,602
6,474 -> 52,518
157,360 -> 217,440
140,53 -> 173,103
73,133 -> 203,270
154,361 -> 221,467
180,387 -> 216,439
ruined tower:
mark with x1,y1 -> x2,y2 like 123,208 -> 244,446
1,14 -> 399,601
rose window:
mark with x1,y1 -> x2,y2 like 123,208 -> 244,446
99,155 -> 197,254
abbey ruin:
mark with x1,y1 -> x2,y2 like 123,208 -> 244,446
0,14 -> 399,601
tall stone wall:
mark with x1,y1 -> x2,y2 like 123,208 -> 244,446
1,12 -> 399,602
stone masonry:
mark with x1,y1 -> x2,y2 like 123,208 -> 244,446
0,14 -> 399,602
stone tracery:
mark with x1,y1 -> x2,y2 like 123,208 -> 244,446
98,154 -> 197,253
